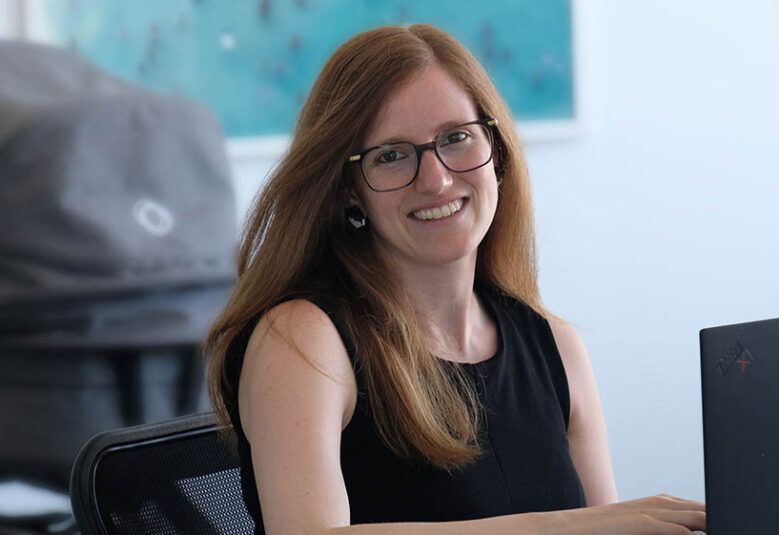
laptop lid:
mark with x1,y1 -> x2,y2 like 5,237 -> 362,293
700,317 -> 779,534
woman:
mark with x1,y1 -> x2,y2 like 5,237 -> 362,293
206,24 -> 705,535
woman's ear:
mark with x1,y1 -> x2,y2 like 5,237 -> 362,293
344,188 -> 368,229
346,187 -> 364,211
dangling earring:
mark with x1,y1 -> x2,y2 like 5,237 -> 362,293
345,205 -> 367,229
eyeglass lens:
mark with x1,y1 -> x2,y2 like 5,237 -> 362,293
362,123 -> 492,191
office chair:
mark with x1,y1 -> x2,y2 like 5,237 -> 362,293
70,412 -> 258,534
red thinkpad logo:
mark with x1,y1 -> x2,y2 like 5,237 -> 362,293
717,341 -> 755,376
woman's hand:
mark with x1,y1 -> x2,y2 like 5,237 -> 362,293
558,494 -> 706,534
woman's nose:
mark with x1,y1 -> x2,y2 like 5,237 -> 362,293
413,150 -> 453,195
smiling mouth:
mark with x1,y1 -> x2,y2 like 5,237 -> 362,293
411,198 -> 464,221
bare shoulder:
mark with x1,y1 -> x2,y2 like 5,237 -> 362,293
547,317 -> 596,423
245,299 -> 354,380
249,299 -> 344,351
548,317 -> 590,372
238,299 -> 358,437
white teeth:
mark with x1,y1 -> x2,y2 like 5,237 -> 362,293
413,199 -> 463,221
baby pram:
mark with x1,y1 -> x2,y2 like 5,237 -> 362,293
0,40 -> 236,532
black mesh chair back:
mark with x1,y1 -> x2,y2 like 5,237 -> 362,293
70,412 -> 258,534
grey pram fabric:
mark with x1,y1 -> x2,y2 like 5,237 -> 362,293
0,40 -> 236,493
0,40 -> 236,347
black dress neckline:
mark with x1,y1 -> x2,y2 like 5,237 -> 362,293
436,286 -> 505,369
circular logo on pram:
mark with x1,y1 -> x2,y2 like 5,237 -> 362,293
132,198 -> 174,236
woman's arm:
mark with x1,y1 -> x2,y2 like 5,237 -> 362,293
550,319 -> 619,505
240,301 -> 702,535
238,300 -> 358,535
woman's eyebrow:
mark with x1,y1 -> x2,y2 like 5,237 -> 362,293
368,119 -> 474,147
435,119 -> 470,132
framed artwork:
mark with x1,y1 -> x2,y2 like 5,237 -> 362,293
23,0 -> 579,158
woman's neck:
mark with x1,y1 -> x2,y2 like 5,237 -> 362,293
387,253 -> 496,364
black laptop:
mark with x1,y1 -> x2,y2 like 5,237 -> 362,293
700,317 -> 779,534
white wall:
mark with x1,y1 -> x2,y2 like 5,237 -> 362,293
531,0 -> 779,501
0,0 -> 23,38
3,0 -> 777,503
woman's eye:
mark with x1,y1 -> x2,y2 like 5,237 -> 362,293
441,131 -> 469,146
376,150 -> 406,164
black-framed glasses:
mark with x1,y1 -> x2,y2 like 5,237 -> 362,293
347,118 -> 498,192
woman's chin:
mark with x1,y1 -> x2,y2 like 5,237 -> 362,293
406,244 -> 480,269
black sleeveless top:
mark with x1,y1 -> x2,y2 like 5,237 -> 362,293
226,287 -> 586,531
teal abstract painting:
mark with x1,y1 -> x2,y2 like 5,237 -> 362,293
38,0 -> 574,138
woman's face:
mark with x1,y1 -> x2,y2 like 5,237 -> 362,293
352,64 -> 499,272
